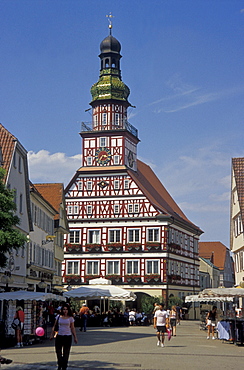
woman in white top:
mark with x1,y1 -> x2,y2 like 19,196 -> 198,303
50,304 -> 77,370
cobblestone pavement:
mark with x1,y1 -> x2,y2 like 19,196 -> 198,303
1,321 -> 243,370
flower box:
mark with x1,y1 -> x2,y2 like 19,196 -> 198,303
65,244 -> 83,253
106,243 -> 123,252
85,244 -> 102,252
124,275 -> 142,284
84,275 -> 100,283
145,243 -> 161,252
125,244 -> 142,252
65,275 -> 81,284
144,274 -> 161,283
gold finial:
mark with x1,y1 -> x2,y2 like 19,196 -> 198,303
106,12 -> 114,34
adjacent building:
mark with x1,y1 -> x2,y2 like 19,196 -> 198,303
34,183 -> 69,292
63,28 -> 203,304
0,124 -> 33,291
199,241 -> 234,288
231,158 -> 244,287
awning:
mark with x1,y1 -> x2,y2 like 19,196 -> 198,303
0,290 -> 66,301
185,294 -> 233,303
64,285 -> 136,301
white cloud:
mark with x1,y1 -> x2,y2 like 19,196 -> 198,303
28,150 -> 81,185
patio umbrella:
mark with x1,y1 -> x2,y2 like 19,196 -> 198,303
63,285 -> 136,301
185,294 -> 233,303
0,290 -> 66,301
200,288 -> 244,298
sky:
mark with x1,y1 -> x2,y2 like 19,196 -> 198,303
0,0 -> 243,247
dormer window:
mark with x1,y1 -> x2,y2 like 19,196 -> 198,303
102,113 -> 107,125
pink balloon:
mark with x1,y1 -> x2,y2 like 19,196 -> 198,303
35,327 -> 45,336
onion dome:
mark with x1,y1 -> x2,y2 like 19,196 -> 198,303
90,33 -> 130,105
100,35 -> 121,54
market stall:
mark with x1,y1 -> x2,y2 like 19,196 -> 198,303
0,291 -> 65,346
185,288 -> 244,345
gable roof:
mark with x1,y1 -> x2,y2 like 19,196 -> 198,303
129,160 -> 202,233
0,123 -> 16,180
232,157 -> 244,222
33,183 -> 64,220
199,241 -> 228,270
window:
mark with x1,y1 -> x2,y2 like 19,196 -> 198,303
87,205 -> 92,215
100,137 -> 106,147
147,228 -> 159,242
102,113 -> 107,125
128,204 -> 138,213
115,113 -> 119,126
234,215 -> 243,237
127,260 -> 139,274
114,204 -> 119,214
87,261 -> 99,275
19,193 -> 23,213
13,189 -> 17,205
88,230 -> 100,244
134,204 -> 139,213
128,229 -> 140,243
69,230 -> 80,244
109,229 -> 121,243
107,261 -> 119,274
124,180 -> 129,189
78,181 -> 83,191
114,180 -> 119,189
114,155 -> 120,165
146,260 -> 159,274
13,152 -> 16,167
87,181 -> 92,191
18,156 -> 22,173
67,261 -> 79,275
87,156 -> 92,166
94,115 -> 98,126
67,205 -> 72,214
74,205 -> 79,214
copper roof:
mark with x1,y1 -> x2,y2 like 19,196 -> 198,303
0,123 -> 16,180
34,183 -> 64,220
232,157 -> 244,222
199,241 -> 228,270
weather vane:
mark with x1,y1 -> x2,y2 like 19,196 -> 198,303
106,12 -> 114,34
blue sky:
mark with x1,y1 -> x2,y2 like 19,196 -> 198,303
0,0 -> 243,246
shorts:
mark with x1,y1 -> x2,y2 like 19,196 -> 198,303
129,316 -> 135,321
207,320 -> 216,326
170,318 -> 176,327
156,326 -> 167,333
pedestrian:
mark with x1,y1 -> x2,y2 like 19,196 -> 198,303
206,305 -> 217,340
14,306 -> 25,348
128,308 -> 136,326
153,303 -> 169,348
169,305 -> 177,336
50,304 -> 77,370
79,303 -> 89,332
176,305 -> 182,325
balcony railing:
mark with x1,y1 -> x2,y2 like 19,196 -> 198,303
81,120 -> 138,138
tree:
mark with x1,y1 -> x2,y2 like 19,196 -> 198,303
141,295 -> 162,314
0,168 -> 27,268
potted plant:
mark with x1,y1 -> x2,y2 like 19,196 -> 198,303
125,243 -> 142,251
144,274 -> 161,283
85,243 -> 102,252
106,243 -> 123,252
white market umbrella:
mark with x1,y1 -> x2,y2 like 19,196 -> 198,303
185,294 -> 233,303
64,285 -> 136,301
0,290 -> 66,301
200,287 -> 244,298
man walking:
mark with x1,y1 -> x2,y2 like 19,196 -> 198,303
79,303 -> 89,332
153,303 -> 169,348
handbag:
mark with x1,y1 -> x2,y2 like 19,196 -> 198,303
53,315 -> 60,335
11,317 -> 20,330
167,328 -> 172,341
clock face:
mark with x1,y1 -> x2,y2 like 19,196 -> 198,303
95,147 -> 111,165
128,150 -> 134,168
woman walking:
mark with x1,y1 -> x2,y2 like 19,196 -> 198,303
50,304 -> 77,370
14,306 -> 25,348
169,305 -> 177,336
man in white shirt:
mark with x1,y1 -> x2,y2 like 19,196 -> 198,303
153,303 -> 169,348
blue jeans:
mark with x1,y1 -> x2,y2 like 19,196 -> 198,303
81,314 -> 88,331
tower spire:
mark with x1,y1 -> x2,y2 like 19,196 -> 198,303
106,12 -> 114,35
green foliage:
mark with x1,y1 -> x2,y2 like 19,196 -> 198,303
168,296 -> 183,309
141,295 -> 162,314
0,168 -> 27,268
109,300 -> 123,312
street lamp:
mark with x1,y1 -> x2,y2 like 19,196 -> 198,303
37,279 -> 47,291
1,271 -> 13,292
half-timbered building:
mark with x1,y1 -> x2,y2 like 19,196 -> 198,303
63,26 -> 203,304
